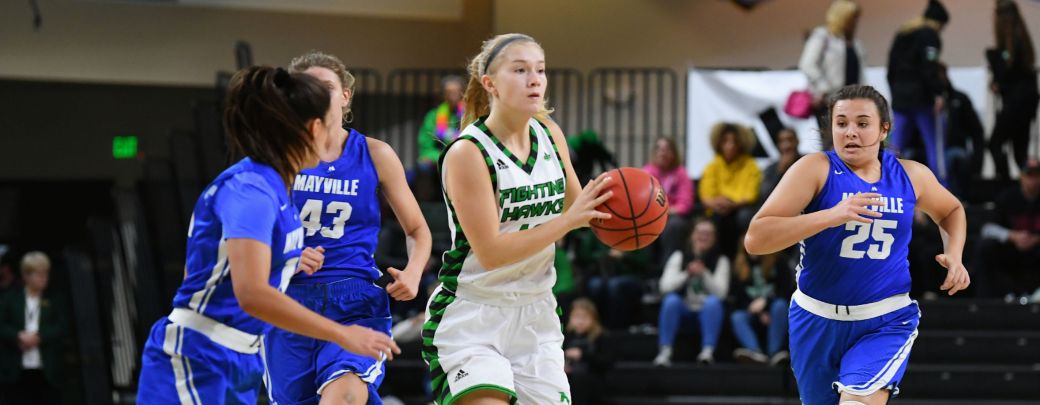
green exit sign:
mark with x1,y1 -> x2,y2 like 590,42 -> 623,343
113,136 -> 138,159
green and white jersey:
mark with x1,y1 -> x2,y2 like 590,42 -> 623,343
437,117 -> 567,305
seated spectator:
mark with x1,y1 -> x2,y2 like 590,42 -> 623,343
760,128 -> 802,201
585,244 -> 649,331
729,238 -> 793,366
654,219 -> 729,366
0,251 -> 66,405
416,75 -> 466,171
699,122 -> 762,257
975,159 -> 1040,299
644,137 -> 695,273
564,298 -> 612,405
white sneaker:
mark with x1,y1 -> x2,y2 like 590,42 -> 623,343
769,350 -> 790,366
653,346 -> 673,367
733,348 -> 768,364
696,347 -> 714,364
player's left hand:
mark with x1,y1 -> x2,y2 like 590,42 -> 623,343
936,254 -> 970,296
296,246 -> 325,275
386,267 -> 421,301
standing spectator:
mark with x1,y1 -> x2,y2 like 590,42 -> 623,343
729,240 -> 793,366
987,0 -> 1040,180
699,122 -> 762,258
564,298 -> 612,405
644,136 -> 695,272
937,63 -> 986,198
798,0 -> 865,135
976,159 -> 1040,299
760,128 -> 802,201
417,75 -> 466,171
654,219 -> 729,366
886,0 -> 949,181
0,252 -> 65,405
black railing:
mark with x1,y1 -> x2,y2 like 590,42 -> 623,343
587,68 -> 684,168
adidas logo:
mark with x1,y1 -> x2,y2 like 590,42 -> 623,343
496,159 -> 508,170
543,152 -> 551,161
454,369 -> 469,383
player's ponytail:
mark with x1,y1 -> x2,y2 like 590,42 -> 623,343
223,66 -> 329,186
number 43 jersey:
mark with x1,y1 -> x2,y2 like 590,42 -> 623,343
290,129 -> 381,284
798,150 -> 916,306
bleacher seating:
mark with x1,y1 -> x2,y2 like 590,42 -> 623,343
381,299 -> 1040,404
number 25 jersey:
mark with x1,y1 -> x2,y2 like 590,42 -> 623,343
797,150 -> 916,306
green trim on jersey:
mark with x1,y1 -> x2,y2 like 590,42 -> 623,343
476,116 -> 540,175
421,288 -> 458,404
436,134 -> 496,291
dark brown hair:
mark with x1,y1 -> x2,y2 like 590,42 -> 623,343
223,66 -> 329,187
652,136 -> 682,170
996,0 -> 1035,69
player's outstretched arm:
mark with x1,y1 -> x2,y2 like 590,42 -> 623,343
369,138 -> 432,301
745,153 -> 882,255
442,139 -> 612,270
227,239 -> 400,360
901,159 -> 971,295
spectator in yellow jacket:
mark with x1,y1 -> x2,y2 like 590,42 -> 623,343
699,122 -> 762,257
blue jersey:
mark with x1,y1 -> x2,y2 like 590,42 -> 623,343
170,158 -> 305,336
290,129 -> 381,284
797,150 -> 916,305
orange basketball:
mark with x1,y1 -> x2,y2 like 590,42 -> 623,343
590,167 -> 669,251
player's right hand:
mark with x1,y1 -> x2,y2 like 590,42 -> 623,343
564,176 -> 613,229
827,192 -> 884,226
336,324 -> 400,362
296,246 -> 325,275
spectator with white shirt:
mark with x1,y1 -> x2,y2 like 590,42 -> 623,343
0,251 -> 65,405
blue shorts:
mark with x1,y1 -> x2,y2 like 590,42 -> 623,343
789,299 -> 920,405
264,278 -> 392,405
137,318 -> 264,405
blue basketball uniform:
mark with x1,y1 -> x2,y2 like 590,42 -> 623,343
138,158 -> 305,405
265,130 -> 391,405
789,150 -> 921,405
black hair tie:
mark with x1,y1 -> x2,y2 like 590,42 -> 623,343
273,67 -> 292,88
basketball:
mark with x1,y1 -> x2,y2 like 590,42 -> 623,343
590,167 -> 669,251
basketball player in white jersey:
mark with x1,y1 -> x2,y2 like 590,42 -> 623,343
421,33 -> 614,405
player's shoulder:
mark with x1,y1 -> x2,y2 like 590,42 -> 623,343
365,136 -> 397,160
790,151 -> 831,173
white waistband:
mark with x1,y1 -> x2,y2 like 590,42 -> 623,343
168,308 -> 261,354
792,290 -> 912,321
454,285 -> 554,307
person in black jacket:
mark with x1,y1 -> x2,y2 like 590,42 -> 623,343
886,0 -> 949,183
938,63 -> 986,198
987,0 -> 1040,180
0,252 -> 66,405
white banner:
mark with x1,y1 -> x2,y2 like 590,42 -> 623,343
686,67 -> 989,178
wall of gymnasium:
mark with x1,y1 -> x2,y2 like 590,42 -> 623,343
0,0 -> 491,181
495,0 -> 1040,72
0,0 -> 490,86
